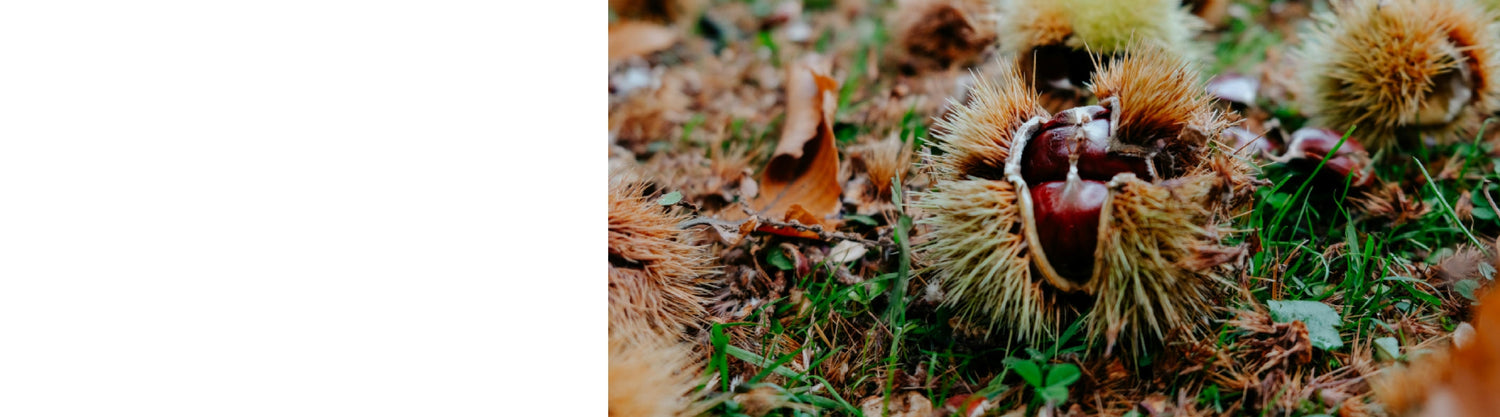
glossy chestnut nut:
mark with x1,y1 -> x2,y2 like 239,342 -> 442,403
1020,105 -> 1153,183
1271,127 -> 1374,188
1028,178 -> 1108,284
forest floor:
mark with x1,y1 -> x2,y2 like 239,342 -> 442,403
609,0 -> 1500,415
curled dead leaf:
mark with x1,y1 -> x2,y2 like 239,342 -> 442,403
609,21 -> 679,62
749,59 -> 844,237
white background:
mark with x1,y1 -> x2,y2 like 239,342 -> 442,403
0,1 -> 596,415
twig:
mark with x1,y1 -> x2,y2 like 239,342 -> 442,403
1482,179 -> 1500,219
735,203 -> 888,249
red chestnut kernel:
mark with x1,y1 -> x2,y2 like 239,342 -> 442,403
1021,105 -> 1153,183
1029,178 -> 1108,285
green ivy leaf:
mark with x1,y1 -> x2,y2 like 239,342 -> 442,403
1267,300 -> 1344,350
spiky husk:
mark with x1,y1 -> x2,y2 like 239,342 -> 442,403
1296,0 -> 1500,149
919,59 -> 1056,340
928,61 -> 1045,181
1090,174 -> 1227,354
609,330 -> 703,417
915,178 -> 1065,341
851,134 -> 914,201
888,0 -> 998,72
1090,43 -> 1225,177
1086,49 -> 1245,353
998,0 -> 1204,64
608,174 -> 713,340
918,49 -> 1249,352
1196,142 -> 1262,217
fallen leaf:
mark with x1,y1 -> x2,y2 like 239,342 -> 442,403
1374,337 -> 1400,361
609,21 -> 678,62
777,243 -> 811,277
1456,279 -> 1481,301
826,240 -> 868,263
678,217 -> 757,246
1267,300 -> 1344,351
749,59 -> 843,235
858,391 -> 933,417
754,204 -> 826,239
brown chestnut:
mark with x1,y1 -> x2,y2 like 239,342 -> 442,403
1028,177 -> 1109,285
1020,105 -> 1154,183
1269,127 -> 1374,188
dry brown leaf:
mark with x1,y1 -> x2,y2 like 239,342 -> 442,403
858,391 -> 933,417
750,59 -> 843,236
609,21 -> 678,62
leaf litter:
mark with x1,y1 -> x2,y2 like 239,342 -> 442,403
606,0 -> 1500,415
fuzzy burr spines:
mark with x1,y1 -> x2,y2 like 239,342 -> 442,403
997,0 -> 1205,97
1089,43 -> 1221,159
916,46 -> 1250,351
915,178 -> 1062,341
1296,0 -> 1500,149
608,174 -> 713,340
609,330 -> 703,417
1086,51 -> 1249,353
999,0 -> 1200,54
928,62 -> 1046,181
1090,174 -> 1225,354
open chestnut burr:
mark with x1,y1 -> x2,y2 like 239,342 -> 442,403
917,44 -> 1258,354
1296,0 -> 1500,150
998,0 -> 1206,112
